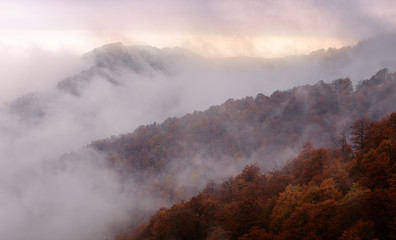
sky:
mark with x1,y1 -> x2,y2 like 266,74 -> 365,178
1,0 -> 396,58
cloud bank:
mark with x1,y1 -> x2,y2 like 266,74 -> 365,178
0,36 -> 395,238
0,1 -> 396,239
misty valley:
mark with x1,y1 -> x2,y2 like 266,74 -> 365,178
1,35 -> 396,240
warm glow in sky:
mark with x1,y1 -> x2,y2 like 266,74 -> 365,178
0,30 -> 352,58
1,0 -> 396,57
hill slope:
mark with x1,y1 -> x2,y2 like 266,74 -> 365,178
93,68 -> 396,169
90,69 -> 396,211
115,113 -> 396,240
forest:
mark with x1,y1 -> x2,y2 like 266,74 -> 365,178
114,113 -> 396,240
93,68 -> 396,172
89,68 -> 396,206
83,68 -> 396,239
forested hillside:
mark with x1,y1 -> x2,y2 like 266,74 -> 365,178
80,68 -> 396,237
115,113 -> 396,240
92,69 -> 396,187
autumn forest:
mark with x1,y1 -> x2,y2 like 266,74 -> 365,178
117,112 -> 396,240
77,68 -> 396,240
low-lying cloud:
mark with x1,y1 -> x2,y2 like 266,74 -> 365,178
0,149 -> 133,240
0,32 -> 396,239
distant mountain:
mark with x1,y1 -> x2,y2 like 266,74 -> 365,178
57,43 -> 198,97
56,33 -> 396,99
8,34 -> 396,145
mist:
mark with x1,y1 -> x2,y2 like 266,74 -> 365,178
0,46 -> 90,102
0,150 -> 132,240
1,25 -> 396,240
0,5 -> 396,240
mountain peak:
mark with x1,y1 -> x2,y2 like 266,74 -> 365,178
98,42 -> 124,49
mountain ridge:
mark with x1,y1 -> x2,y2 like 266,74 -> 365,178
56,33 -> 396,98
83,68 -> 396,229
92,68 -> 396,167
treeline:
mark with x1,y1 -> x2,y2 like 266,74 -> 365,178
87,69 -> 396,237
117,113 -> 396,240
87,68 -> 396,220
93,69 -> 396,178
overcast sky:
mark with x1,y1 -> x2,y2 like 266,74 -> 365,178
1,0 -> 396,57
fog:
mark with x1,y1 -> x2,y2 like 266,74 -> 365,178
1,33 -> 396,239
0,46 -> 89,102
0,150 -> 132,240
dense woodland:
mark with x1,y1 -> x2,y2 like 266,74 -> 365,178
94,69 -> 396,170
88,69 -> 396,239
115,113 -> 396,240
91,69 -> 396,203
